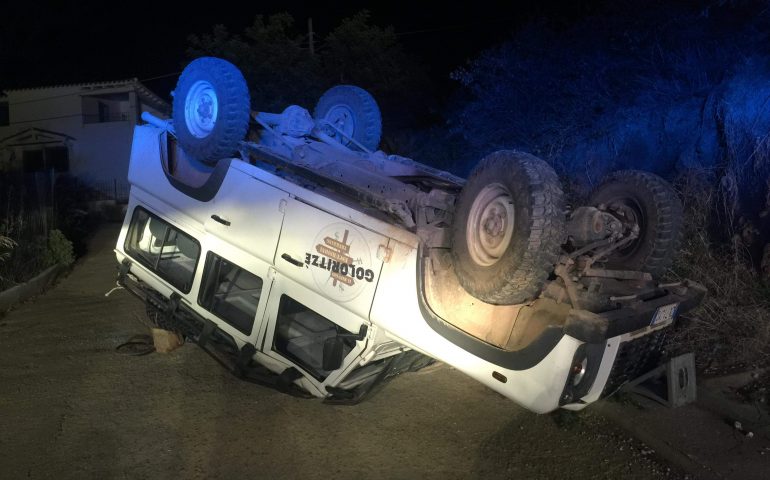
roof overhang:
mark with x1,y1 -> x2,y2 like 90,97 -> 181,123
6,79 -> 170,113
0,127 -> 76,147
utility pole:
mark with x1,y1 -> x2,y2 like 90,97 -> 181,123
308,17 -> 315,56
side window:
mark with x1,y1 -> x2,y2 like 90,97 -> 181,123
199,253 -> 263,335
273,295 -> 356,381
124,208 -> 200,293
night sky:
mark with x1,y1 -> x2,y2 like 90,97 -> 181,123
0,1 -> 598,100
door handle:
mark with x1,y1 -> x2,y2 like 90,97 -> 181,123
210,214 -> 231,226
281,253 -> 304,267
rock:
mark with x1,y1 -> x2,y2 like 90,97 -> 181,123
151,328 -> 184,353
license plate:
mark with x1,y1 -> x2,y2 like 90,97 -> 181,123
651,303 -> 679,326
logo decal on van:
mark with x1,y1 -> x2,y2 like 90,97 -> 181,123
304,224 -> 375,301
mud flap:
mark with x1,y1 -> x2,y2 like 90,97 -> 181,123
196,316 -> 216,348
234,344 -> 257,377
117,259 -> 132,284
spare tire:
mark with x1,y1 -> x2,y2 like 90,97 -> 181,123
172,57 -> 250,164
451,150 -> 565,305
314,85 -> 382,152
589,170 -> 683,277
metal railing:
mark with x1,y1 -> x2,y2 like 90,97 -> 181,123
91,179 -> 130,202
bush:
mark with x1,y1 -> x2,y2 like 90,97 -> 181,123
45,229 -> 74,268
666,171 -> 770,369
443,1 -> 770,369
0,235 -> 14,263
0,230 -> 75,291
0,174 -> 92,290
447,1 -> 770,187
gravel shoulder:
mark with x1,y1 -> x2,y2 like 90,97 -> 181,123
597,373 -> 770,480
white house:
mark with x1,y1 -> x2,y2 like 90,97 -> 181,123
0,79 -> 169,199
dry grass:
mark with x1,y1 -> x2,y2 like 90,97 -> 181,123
666,170 -> 770,370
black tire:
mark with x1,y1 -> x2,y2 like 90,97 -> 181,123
451,150 -> 565,305
314,85 -> 382,151
172,57 -> 250,164
589,170 -> 683,277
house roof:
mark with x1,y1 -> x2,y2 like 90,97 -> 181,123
6,78 -> 140,92
0,127 -> 76,147
3,78 -> 169,111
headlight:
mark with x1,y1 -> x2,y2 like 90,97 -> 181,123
560,343 -> 603,405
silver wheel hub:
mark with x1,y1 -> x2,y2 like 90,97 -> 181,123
324,105 -> 356,139
184,80 -> 219,139
466,183 -> 515,267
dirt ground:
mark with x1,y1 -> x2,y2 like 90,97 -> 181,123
0,225 -> 745,479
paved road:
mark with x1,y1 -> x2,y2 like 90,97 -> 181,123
0,225 -> 684,479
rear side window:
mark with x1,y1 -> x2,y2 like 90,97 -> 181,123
273,295 -> 356,381
198,253 -> 263,335
124,208 -> 200,293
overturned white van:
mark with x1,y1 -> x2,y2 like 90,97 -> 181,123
114,57 -> 705,413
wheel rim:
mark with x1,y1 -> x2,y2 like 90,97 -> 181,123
466,183 -> 515,267
324,105 -> 356,140
184,80 -> 219,139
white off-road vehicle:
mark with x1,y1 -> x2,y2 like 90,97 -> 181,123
114,57 -> 705,413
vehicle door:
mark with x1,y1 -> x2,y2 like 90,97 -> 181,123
257,272 -> 369,396
194,235 -> 273,345
275,197 -> 389,321
203,166 -> 288,266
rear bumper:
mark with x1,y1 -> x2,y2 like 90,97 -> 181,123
563,280 -> 707,343
417,248 -> 706,372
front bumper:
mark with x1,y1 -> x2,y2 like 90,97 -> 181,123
117,261 -> 313,398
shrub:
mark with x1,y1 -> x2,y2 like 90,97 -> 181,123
0,235 -> 17,284
0,174 -> 89,290
45,229 -> 74,268
0,234 -> 47,290
666,171 -> 770,369
0,235 -> 14,263
0,230 -> 74,291
442,1 -> 770,370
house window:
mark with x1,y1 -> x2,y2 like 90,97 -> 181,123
20,147 -> 69,173
98,101 -> 110,123
0,102 -> 8,126
82,94 -> 129,124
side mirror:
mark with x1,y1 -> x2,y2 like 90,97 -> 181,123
322,337 -> 345,371
322,325 -> 368,371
